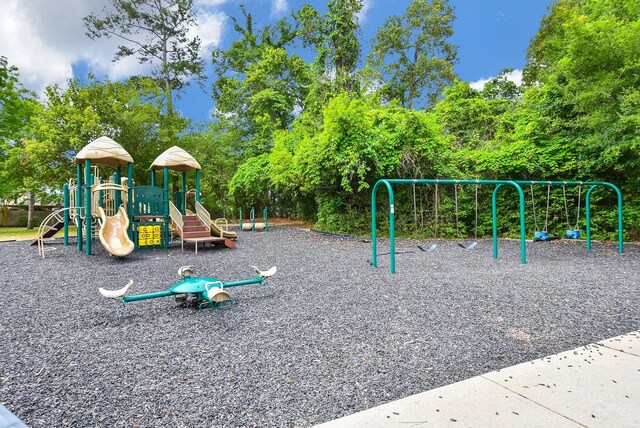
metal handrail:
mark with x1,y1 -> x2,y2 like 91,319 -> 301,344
37,206 -> 82,259
213,217 -> 229,232
169,201 -> 184,250
195,201 -> 211,233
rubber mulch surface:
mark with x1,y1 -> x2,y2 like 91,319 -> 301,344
1,227 -> 638,427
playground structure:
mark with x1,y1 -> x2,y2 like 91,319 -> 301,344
179,189 -> 238,241
239,207 -> 269,232
371,179 -> 624,273
98,265 -> 277,311
35,137 -> 235,257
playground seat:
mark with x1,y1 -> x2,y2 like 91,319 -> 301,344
178,266 -> 195,277
98,280 -> 133,299
205,281 -> 231,302
242,222 -> 265,232
253,266 -> 277,278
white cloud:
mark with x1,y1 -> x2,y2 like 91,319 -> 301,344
469,69 -> 523,91
193,11 -> 227,53
357,0 -> 373,24
0,0 -> 226,96
271,0 -> 288,18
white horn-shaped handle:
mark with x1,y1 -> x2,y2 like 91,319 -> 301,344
178,265 -> 195,277
98,280 -> 134,299
252,266 -> 277,278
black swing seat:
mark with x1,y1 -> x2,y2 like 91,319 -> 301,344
417,244 -> 436,253
457,242 -> 477,250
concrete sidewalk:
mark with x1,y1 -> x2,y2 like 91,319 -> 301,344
316,331 -> 640,427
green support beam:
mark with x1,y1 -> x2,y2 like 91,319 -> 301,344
195,169 -> 201,204
84,159 -> 92,256
76,163 -> 83,252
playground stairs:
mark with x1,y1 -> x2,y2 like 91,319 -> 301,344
177,215 -> 236,253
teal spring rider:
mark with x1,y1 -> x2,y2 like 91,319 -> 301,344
99,265 -> 277,311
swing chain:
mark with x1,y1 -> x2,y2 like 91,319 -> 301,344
474,184 -> 479,240
454,183 -> 460,237
575,185 -> 582,230
563,183 -> 582,231
544,184 -> 551,232
563,184 -> 571,229
412,182 -> 417,231
434,184 -> 439,239
530,184 -> 539,231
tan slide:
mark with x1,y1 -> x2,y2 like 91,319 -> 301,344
210,220 -> 238,240
96,206 -> 135,257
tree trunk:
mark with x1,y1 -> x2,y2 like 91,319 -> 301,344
27,191 -> 35,230
165,76 -> 173,116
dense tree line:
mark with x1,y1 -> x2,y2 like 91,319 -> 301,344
1,0 -> 638,239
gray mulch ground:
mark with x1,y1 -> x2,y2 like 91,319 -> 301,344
1,227 -> 638,427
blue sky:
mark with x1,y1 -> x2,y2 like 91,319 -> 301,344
1,0 -> 551,124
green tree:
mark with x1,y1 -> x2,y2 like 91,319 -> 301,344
261,94 -> 453,232
84,0 -> 204,115
211,7 -> 310,156
27,76 -> 183,189
326,0 -> 363,94
0,57 -> 43,228
368,0 -> 458,109
522,0 -> 640,197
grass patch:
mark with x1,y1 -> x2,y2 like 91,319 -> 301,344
0,226 -> 77,242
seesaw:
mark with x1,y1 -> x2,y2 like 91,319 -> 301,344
98,265 -> 277,311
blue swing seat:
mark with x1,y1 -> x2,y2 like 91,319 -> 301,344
565,229 -> 580,239
534,231 -> 549,241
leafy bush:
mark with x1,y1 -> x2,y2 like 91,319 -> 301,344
17,215 -> 41,227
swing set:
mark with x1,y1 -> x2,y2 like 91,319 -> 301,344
372,178 -> 624,273
411,182 -> 479,252
530,183 -> 583,241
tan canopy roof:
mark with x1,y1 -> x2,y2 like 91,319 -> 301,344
150,146 -> 201,172
75,136 -> 134,168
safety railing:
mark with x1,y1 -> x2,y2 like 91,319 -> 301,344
195,201 -> 212,234
169,200 -> 184,250
37,207 -> 82,259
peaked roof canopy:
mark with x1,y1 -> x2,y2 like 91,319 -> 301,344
150,146 -> 201,172
75,136 -> 134,168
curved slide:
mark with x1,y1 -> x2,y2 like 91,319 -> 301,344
210,221 -> 238,240
96,206 -> 135,257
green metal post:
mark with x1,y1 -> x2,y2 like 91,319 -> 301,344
371,179 -> 395,272
163,166 -> 169,247
264,206 -> 268,232
127,163 -> 133,239
98,177 -> 104,208
76,163 -> 83,252
84,159 -> 92,256
115,166 -> 122,208
123,290 -> 174,303
585,185 -> 595,251
195,169 -> 201,203
239,208 -> 242,231
491,184 -> 502,260
151,170 -> 156,187
491,182 -> 526,263
222,277 -> 264,288
181,172 -> 187,215
251,207 -> 255,232
63,183 -> 69,246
